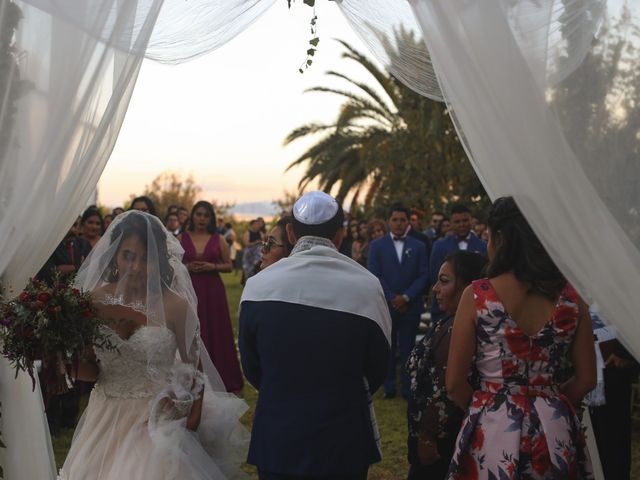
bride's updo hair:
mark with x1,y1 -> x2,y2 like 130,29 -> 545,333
487,196 -> 566,300
104,212 -> 174,286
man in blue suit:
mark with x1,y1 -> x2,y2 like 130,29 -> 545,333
239,191 -> 391,480
368,205 -> 429,399
429,204 -> 487,320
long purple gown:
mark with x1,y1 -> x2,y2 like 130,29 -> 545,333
181,232 -> 244,393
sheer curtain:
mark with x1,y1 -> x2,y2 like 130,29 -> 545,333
408,0 -> 640,363
0,2 -> 159,477
2,0 -> 639,476
0,1 -> 276,477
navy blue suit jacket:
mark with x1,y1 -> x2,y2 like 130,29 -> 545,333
239,301 -> 389,476
367,234 -> 429,315
429,234 -> 487,319
429,234 -> 487,286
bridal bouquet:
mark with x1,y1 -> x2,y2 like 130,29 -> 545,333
0,275 -> 115,392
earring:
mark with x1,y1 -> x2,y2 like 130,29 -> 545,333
111,265 -> 119,280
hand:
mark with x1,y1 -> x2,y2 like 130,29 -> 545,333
390,295 -> 408,313
188,261 -> 205,273
605,353 -> 631,369
417,438 -> 440,465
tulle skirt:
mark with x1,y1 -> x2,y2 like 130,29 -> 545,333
60,387 -> 249,480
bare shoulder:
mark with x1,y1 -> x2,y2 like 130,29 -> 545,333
90,283 -> 116,302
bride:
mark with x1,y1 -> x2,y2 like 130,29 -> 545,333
59,211 -> 249,479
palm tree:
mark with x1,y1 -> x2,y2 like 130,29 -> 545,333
285,34 -> 488,214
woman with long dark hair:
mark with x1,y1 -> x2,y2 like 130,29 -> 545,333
445,196 -> 596,479
406,251 -> 487,479
179,201 -> 243,394
80,207 -> 103,249
61,211 -> 249,479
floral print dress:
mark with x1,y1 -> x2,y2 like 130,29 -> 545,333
447,279 -> 593,480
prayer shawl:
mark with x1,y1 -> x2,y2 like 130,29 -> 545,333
241,236 -> 392,454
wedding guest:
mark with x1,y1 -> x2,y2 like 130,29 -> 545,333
103,214 -> 113,232
37,217 -> 91,285
223,222 -> 238,267
425,212 -> 444,239
178,201 -> 243,393
260,216 -> 294,270
406,251 -> 487,480
438,217 -> 451,238
368,219 -> 387,241
80,207 -> 103,249
179,201 -> 243,394
129,195 -> 157,216
339,219 -> 356,258
177,206 -> 189,231
352,220 -> 368,267
166,204 -> 179,216
429,205 -> 486,322
37,217 -> 92,435
217,218 -> 227,234
368,205 -> 429,399
242,219 -> 265,283
410,211 -> 423,233
588,310 -> 639,480
239,191 -> 391,480
473,219 -> 486,239
446,196 -> 595,478
112,207 -> 124,217
164,212 -> 181,235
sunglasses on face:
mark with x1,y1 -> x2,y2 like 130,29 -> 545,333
261,240 -> 285,253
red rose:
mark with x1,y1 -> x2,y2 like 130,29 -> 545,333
82,310 -> 93,318
19,292 -> 30,302
37,292 -> 51,303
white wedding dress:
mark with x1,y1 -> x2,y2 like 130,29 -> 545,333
60,325 -> 249,480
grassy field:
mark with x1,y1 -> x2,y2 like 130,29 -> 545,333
52,272 -> 639,478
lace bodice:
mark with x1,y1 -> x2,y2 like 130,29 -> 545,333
94,326 -> 178,399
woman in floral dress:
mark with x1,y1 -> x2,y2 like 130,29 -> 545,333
406,251 -> 487,479
446,196 -> 596,479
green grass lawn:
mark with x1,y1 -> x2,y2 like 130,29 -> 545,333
52,272 -> 640,478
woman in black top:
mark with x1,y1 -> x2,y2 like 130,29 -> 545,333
406,251 -> 487,480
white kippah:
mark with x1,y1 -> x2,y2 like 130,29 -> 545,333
293,191 -> 339,225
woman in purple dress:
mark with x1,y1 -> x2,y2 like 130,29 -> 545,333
179,201 -> 244,393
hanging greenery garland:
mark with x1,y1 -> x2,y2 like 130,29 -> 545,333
286,0 -> 320,73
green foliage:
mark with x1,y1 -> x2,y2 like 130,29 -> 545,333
549,5 -> 640,242
285,35 -> 489,216
211,199 -> 236,220
131,171 -> 202,217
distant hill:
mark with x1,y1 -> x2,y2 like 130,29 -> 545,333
229,201 -> 279,220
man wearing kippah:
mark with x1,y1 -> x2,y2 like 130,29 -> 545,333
239,191 -> 391,480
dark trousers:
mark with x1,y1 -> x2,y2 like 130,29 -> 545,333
407,436 -> 456,480
385,311 -> 421,397
590,369 -> 635,480
259,470 -> 368,480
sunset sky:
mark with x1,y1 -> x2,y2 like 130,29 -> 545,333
97,2 -> 379,209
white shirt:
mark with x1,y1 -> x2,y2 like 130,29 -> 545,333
458,233 -> 472,250
391,232 -> 405,262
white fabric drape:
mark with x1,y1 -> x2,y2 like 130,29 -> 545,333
0,2 -> 160,477
409,0 -> 640,363
2,0 -> 640,477
0,2 -> 276,477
